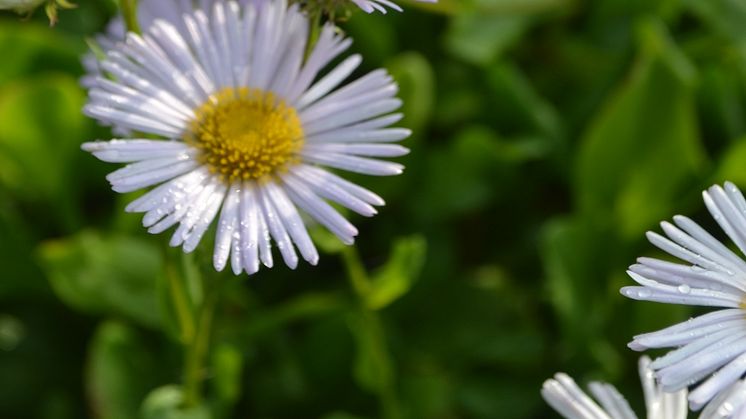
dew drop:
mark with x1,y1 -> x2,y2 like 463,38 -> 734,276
678,284 -> 691,294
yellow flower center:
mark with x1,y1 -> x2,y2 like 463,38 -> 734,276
186,87 -> 304,182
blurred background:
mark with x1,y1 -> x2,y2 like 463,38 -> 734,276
1,0 -> 745,417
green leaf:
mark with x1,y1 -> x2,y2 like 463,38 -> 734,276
37,231 -> 162,328
211,343 -> 244,408
347,311 -> 393,394
365,235 -> 427,310
385,52 -> 435,132
714,137 -> 746,185
576,19 -> 704,239
540,217 -> 603,341
444,13 -> 530,66
0,22 -> 82,85
86,321 -> 161,419
0,74 -> 90,230
140,386 -> 211,419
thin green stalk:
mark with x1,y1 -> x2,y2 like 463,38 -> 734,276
165,256 -> 196,343
341,246 -> 401,419
119,0 -> 141,34
181,254 -> 224,408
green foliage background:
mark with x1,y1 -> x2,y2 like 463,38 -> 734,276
1,0 -> 745,417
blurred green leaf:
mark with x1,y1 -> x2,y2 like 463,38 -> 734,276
415,126 -> 507,219
445,14 -> 529,66
684,0 -> 746,42
140,386 -> 211,419
0,22 -> 82,84
86,321 -> 160,419
386,52 -> 435,132
576,19 -> 704,239
486,62 -> 563,140
348,311 -> 393,394
540,217 -> 608,345
0,74 -> 90,230
37,231 -> 162,328
0,196 -> 48,298
310,225 -> 349,254
365,235 -> 426,310
321,412 -> 367,419
210,343 -> 243,410
714,137 -> 746,185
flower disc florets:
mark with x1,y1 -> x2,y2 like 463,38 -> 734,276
186,88 -> 303,182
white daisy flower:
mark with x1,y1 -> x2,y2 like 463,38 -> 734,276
82,0 -> 410,275
621,182 -> 746,410
351,0 -> 436,14
542,356 -> 688,419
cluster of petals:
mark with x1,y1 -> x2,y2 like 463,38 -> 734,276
352,0 -> 436,14
82,0 -> 410,275
542,356 -> 688,419
622,182 -> 746,411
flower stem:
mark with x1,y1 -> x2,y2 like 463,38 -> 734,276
118,0 -> 141,34
182,254 -> 223,408
341,246 -> 401,419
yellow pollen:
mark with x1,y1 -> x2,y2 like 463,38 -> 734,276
186,87 -> 304,182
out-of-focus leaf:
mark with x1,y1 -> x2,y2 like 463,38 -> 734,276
140,386 -> 211,419
211,343 -> 243,410
0,22 -> 82,84
348,311 -> 393,394
697,65 -> 746,143
540,217 -> 608,344
486,62 -> 563,140
86,321 -> 160,419
714,138 -> 746,185
576,19 -> 704,239
310,226 -> 348,254
386,52 -> 435,132
458,376 -> 543,419
37,231 -> 162,328
0,197 -> 47,299
344,13 -> 396,65
445,14 -> 529,66
365,235 -> 426,310
321,412 -> 367,419
402,371 -> 453,419
685,0 -> 746,41
415,126 -> 505,219
0,75 -> 90,230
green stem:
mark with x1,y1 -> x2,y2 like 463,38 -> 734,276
341,246 -> 401,419
165,256 -> 196,344
119,0 -> 141,34
182,256 -> 223,408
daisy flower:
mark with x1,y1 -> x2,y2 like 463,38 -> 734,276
82,0 -> 410,275
621,182 -> 746,410
542,356 -> 688,419
351,0 -> 436,14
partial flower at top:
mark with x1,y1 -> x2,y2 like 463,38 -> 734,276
622,182 -> 746,411
351,0 -> 436,14
81,0 -> 259,89
81,0 -> 258,135
82,0 -> 410,275
542,356 -> 687,419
